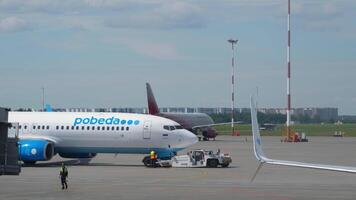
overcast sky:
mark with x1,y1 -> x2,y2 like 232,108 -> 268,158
0,0 -> 355,114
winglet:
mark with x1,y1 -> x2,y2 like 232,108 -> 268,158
146,83 -> 160,115
250,96 -> 266,182
250,96 -> 267,162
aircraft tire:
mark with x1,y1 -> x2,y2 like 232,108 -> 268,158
221,163 -> 229,168
142,156 -> 151,167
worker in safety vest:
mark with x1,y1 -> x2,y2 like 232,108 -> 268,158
150,150 -> 157,168
59,163 -> 69,189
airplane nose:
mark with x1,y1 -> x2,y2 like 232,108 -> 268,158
184,130 -> 198,147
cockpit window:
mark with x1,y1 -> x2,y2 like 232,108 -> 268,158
164,125 -> 182,131
175,125 -> 183,129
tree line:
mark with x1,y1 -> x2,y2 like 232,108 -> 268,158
209,112 -> 340,124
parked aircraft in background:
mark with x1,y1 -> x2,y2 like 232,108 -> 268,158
146,83 -> 218,141
8,111 -> 198,165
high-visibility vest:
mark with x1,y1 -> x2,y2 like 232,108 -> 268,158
150,151 -> 155,159
60,167 -> 67,173
60,167 -> 68,177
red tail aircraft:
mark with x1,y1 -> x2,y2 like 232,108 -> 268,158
146,83 -> 217,141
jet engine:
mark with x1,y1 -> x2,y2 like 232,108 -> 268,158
19,140 -> 54,163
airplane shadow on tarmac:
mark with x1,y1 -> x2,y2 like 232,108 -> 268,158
22,160 -> 145,168
22,160 -> 239,169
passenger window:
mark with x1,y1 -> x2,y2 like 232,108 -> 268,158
47,125 -> 50,130
42,125 -> 45,129
97,126 -> 100,130
71,126 -> 74,130
61,126 -> 64,130
92,126 -> 95,130
163,125 -> 169,130
102,127 -> 105,131
24,125 -> 27,129
38,125 -> 41,129
116,127 -> 120,131
87,126 -> 90,130
66,126 -> 69,130
19,125 -> 22,129
170,126 -> 176,130
56,126 -> 59,130
81,126 -> 85,130
111,127 -> 115,131
107,127 -> 110,131
121,127 -> 124,131
76,126 -> 79,130
33,126 -> 36,130
126,127 -> 129,131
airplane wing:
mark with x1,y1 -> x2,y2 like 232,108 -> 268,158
250,96 -> 356,174
191,122 -> 242,129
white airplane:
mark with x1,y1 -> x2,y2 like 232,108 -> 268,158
250,96 -> 356,181
8,111 -> 198,165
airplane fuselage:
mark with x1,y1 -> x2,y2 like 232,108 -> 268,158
158,112 -> 218,139
8,112 -> 198,163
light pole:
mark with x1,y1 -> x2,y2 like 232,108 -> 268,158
41,87 -> 45,111
286,0 -> 292,141
228,39 -> 238,135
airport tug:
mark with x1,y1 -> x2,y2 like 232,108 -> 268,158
144,149 -> 232,168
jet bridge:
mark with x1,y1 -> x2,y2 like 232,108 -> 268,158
0,108 -> 21,175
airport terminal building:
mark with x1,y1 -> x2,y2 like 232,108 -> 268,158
27,107 -> 338,122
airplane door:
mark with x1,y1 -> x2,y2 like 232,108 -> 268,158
143,121 -> 151,139
19,123 -> 29,136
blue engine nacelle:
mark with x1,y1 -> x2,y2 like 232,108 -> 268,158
59,153 -> 97,159
19,140 -> 54,162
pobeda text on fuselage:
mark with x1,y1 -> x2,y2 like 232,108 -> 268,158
8,112 -> 198,165
73,116 -> 140,126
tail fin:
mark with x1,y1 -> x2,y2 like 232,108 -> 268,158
45,104 -> 53,112
146,83 -> 160,115
250,96 -> 266,162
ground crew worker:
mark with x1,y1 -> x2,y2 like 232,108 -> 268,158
150,150 -> 157,168
59,163 -> 68,190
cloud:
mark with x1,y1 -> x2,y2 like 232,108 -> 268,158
0,17 -> 29,32
293,1 -> 345,31
124,39 -> 181,60
0,0 -> 205,30
106,1 -> 205,30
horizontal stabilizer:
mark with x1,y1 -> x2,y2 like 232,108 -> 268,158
191,122 -> 242,129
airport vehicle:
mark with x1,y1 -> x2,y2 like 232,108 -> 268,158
8,112 -> 198,165
146,83 -> 218,140
250,96 -> 356,181
259,123 -> 276,131
170,149 -> 231,168
145,149 -> 231,168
